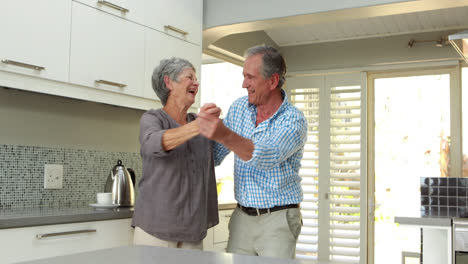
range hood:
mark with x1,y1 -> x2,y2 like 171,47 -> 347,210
449,30 -> 468,64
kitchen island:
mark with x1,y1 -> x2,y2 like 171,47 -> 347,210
17,245 -> 321,264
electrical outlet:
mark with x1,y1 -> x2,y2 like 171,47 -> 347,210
44,164 -> 63,189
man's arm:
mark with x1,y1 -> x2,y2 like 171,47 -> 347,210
198,106 -> 307,167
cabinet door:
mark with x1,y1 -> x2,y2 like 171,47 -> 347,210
70,2 -> 145,98
0,0 -> 71,82
0,219 -> 133,263
213,209 -> 233,244
144,0 -> 202,45
74,0 -> 144,25
144,28 -> 202,106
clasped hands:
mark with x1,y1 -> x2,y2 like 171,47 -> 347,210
197,103 -> 228,142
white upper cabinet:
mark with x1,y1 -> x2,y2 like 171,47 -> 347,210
74,0 -> 144,25
70,2 -> 145,98
0,0 -> 71,82
144,0 -> 202,45
0,0 -> 202,110
144,28 -> 202,106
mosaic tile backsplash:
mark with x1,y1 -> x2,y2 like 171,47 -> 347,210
420,177 -> 468,217
0,144 -> 142,209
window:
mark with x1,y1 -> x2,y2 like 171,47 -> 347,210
200,61 -> 245,203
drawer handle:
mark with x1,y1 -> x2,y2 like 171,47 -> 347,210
95,79 -> 127,88
224,214 -> 232,218
36,229 -> 97,239
1,59 -> 45,71
164,25 -> 188,36
97,0 -> 129,13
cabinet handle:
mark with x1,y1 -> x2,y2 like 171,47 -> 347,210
1,59 -> 45,71
224,214 -> 232,218
97,0 -> 129,13
164,25 -> 189,36
36,229 -> 97,239
95,79 -> 127,88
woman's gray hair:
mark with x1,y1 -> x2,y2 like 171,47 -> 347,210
152,57 -> 195,106
244,45 -> 287,89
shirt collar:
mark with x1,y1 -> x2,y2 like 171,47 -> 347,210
247,89 -> 289,122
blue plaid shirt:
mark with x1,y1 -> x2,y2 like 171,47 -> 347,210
214,90 -> 308,208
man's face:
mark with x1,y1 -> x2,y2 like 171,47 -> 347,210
242,54 -> 273,106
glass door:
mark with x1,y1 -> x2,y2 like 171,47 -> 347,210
368,67 -> 460,264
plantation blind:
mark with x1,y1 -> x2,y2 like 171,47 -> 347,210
288,73 -> 367,264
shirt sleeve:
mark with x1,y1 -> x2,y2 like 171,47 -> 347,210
245,114 -> 308,170
139,112 -> 172,157
213,102 -> 237,165
213,141 -> 230,166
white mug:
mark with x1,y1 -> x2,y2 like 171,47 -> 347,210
97,192 -> 113,205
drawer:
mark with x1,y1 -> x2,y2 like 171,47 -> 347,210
0,219 -> 133,263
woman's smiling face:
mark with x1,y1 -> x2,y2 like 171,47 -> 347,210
168,68 -> 199,106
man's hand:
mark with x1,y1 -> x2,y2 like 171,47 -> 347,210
200,103 -> 222,118
198,103 -> 228,142
198,103 -> 254,161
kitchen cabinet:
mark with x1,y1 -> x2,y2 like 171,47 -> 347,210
0,218 -> 133,263
0,0 -> 71,83
204,209 -> 233,252
0,0 -> 202,111
144,28 -> 202,106
70,1 -> 145,98
144,0 -> 202,45
74,0 -> 144,25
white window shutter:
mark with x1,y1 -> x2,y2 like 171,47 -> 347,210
288,73 -> 366,264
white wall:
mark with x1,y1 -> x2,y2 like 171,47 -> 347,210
0,87 -> 145,153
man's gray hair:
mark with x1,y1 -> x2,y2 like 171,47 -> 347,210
244,45 -> 287,89
152,57 -> 195,106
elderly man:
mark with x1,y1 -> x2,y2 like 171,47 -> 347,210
198,45 -> 308,259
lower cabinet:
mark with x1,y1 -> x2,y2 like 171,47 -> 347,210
203,209 -> 233,252
0,218 -> 133,263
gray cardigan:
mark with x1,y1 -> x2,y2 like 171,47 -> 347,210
132,109 -> 219,242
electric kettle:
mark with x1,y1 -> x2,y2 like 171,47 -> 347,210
104,160 -> 136,207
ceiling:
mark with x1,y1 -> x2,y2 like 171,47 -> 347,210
264,5 -> 468,47
203,1 -> 468,65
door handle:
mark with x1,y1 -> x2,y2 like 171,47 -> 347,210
95,79 -> 127,88
2,59 -> 45,71
164,25 -> 188,36
97,0 -> 129,13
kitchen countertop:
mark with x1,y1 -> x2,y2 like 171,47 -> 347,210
17,245 -> 320,264
0,203 -> 237,229
0,206 -> 134,229
394,215 -> 452,227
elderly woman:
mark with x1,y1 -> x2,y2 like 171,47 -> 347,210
132,57 -> 219,249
